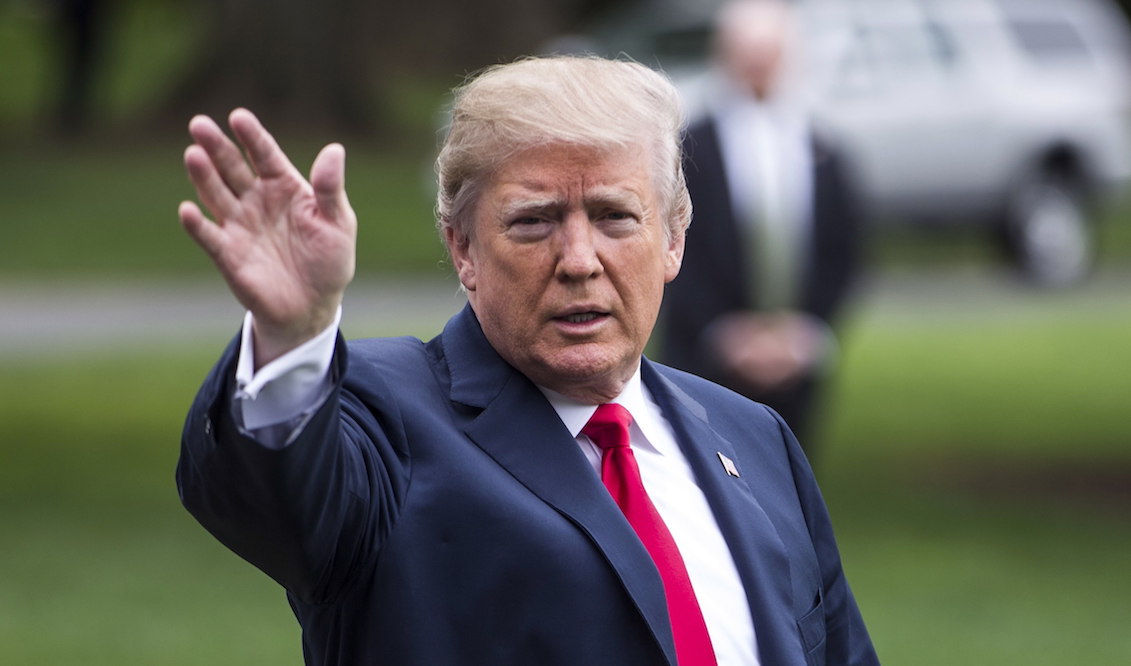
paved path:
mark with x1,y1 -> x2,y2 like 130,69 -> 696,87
0,277 -> 467,356
1,267 -> 1128,357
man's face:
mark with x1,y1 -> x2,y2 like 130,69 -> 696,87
717,3 -> 792,101
723,31 -> 785,100
446,142 -> 685,404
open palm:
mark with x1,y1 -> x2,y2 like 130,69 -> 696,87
178,109 -> 357,364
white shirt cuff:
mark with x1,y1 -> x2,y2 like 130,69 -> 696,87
235,308 -> 341,431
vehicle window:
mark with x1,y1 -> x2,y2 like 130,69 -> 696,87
1006,18 -> 1094,62
866,23 -> 955,71
830,20 -> 956,93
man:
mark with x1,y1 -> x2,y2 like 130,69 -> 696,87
177,56 -> 878,665
660,0 -> 864,450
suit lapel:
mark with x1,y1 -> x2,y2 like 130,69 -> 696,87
438,307 -> 809,664
440,306 -> 678,665
642,360 -> 808,666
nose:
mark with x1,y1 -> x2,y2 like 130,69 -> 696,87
555,214 -> 603,281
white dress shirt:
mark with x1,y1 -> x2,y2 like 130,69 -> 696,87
540,375 -> 758,665
233,313 -> 759,665
714,85 -> 814,310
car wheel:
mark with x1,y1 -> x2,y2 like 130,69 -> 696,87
1004,175 -> 1094,287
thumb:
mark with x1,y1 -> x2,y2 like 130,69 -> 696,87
310,143 -> 352,225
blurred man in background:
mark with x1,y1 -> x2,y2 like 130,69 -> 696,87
661,0 -> 865,456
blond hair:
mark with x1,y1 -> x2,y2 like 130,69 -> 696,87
435,56 -> 692,244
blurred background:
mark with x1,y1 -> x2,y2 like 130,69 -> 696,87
1,0 -> 1128,663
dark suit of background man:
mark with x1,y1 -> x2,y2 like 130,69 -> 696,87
661,0 -> 864,454
175,53 -> 878,665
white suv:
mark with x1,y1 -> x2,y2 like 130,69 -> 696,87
799,0 -> 1131,285
582,0 -> 1131,285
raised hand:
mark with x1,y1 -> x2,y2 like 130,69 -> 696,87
178,109 -> 357,366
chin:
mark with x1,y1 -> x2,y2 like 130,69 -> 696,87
534,346 -> 632,391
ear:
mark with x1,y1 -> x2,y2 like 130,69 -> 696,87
663,228 -> 686,283
444,225 -> 477,291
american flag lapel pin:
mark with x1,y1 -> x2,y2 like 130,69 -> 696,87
717,452 -> 741,478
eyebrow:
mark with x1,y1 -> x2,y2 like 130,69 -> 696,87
494,183 -> 648,221
585,187 -> 645,212
497,197 -> 562,221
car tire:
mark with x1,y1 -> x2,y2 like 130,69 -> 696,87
1003,174 -> 1095,287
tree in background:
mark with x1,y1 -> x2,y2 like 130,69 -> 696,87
48,0 -> 109,134
158,0 -> 625,137
160,0 -> 385,135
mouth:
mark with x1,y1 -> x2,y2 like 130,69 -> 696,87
553,308 -> 610,330
560,312 -> 603,324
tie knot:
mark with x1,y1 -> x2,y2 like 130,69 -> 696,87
581,403 -> 633,451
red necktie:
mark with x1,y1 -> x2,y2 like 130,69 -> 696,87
582,403 -> 717,665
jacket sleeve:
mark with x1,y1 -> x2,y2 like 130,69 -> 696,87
175,334 -> 409,605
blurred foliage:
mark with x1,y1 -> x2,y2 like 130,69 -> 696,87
5,0 -> 1131,281
0,0 -> 598,138
0,0 -> 203,133
3,0 -> 1131,281
0,0 -> 464,279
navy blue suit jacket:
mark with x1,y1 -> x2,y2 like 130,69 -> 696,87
177,304 -> 878,665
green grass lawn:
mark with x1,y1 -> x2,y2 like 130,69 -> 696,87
1,290 -> 1128,665
817,286 -> 1131,664
0,349 -> 304,665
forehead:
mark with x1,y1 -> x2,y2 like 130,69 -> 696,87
487,142 -> 658,202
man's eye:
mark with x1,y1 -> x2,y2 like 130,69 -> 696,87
600,208 -> 639,223
600,211 -> 638,234
509,216 -> 551,230
506,216 -> 554,240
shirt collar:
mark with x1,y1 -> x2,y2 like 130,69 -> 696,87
537,365 -> 650,439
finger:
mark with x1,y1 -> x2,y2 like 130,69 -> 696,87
310,143 -> 353,226
184,144 -> 242,221
188,114 -> 256,195
228,108 -> 296,180
178,200 -> 227,261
